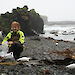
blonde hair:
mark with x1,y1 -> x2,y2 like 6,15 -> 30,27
11,21 -> 20,30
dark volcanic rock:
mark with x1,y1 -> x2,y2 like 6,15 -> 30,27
0,36 -> 75,75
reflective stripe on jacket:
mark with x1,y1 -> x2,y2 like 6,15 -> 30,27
2,30 -> 25,46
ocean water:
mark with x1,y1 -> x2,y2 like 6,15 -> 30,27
40,25 -> 75,42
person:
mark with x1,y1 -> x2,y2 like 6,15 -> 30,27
2,21 -> 25,60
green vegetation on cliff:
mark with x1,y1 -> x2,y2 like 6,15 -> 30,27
0,5 -> 44,35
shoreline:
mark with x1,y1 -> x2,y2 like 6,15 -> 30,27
0,36 -> 75,75
21,36 -> 75,60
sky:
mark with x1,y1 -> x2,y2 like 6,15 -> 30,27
0,0 -> 75,21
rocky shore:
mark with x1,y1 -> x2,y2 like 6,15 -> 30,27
0,36 -> 75,75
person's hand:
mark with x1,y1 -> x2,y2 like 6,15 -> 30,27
14,41 -> 20,44
8,41 -> 13,45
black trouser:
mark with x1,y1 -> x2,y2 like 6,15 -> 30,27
9,44 -> 23,60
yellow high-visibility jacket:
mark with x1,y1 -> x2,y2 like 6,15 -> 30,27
2,30 -> 25,47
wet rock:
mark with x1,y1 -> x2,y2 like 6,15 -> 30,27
30,36 -> 41,41
0,36 -> 75,75
0,73 -> 7,75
